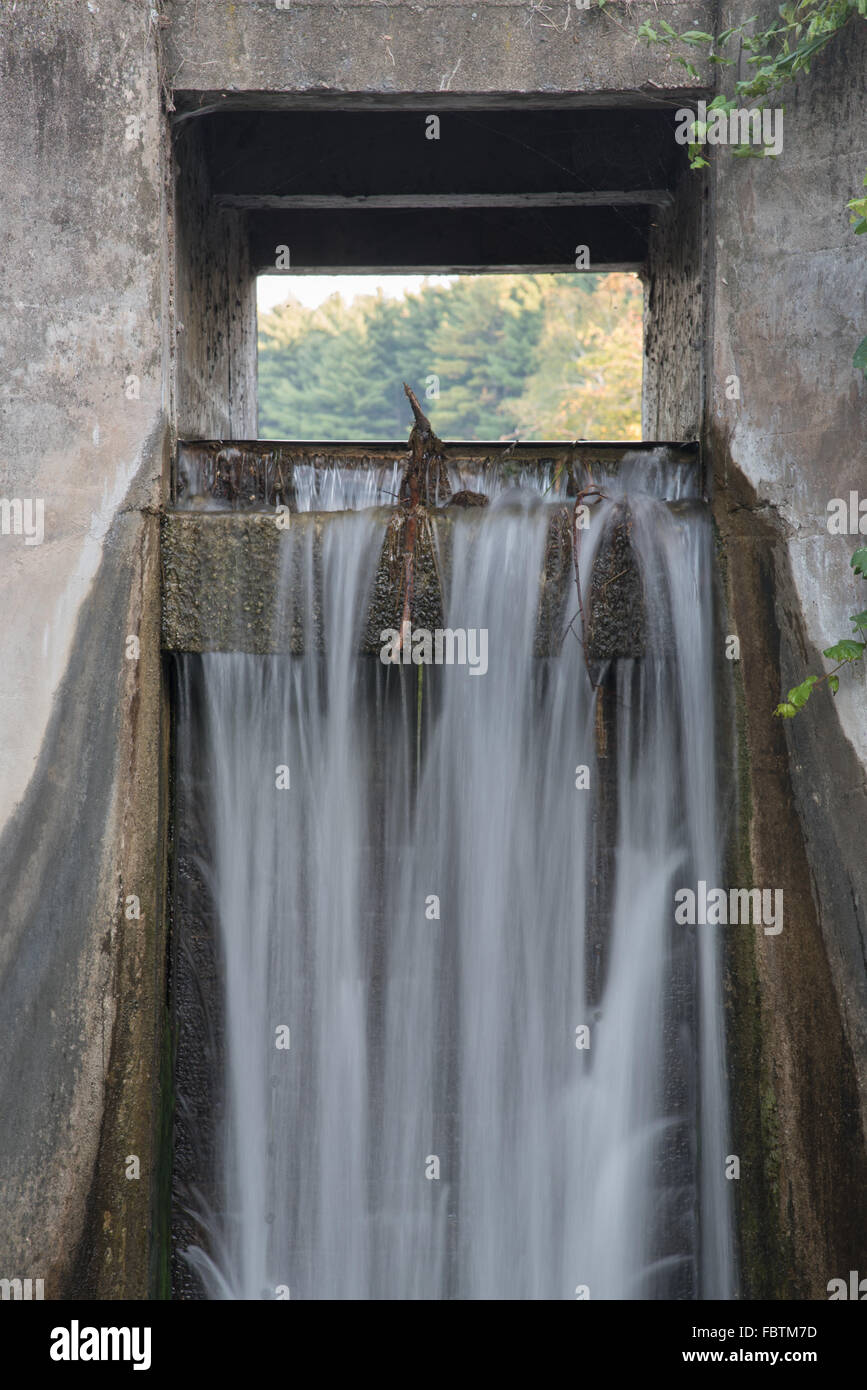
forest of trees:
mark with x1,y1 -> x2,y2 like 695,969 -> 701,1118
258,272 -> 643,442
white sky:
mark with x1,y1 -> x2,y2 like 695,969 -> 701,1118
257,273 -> 454,313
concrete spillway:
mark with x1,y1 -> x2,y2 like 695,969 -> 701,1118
167,445 -> 734,1300
162,442 -> 700,661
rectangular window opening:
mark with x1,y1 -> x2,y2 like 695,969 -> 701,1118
256,271 -> 644,444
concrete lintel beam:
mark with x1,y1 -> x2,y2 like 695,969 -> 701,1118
247,205 -> 650,272
219,192 -> 674,211
163,1 -> 715,106
203,109 -> 682,202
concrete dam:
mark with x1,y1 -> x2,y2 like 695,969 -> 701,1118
1,0 -> 867,1336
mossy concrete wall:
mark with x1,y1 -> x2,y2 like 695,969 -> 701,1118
706,13 -> 867,1297
0,0 -> 171,1297
160,501 -> 649,659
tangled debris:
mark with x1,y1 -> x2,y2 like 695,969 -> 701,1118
449,489 -> 489,508
401,383 -> 452,507
383,385 -> 492,652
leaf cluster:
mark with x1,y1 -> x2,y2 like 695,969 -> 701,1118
774,548 -> 867,716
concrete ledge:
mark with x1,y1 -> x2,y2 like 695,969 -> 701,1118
176,439 -> 700,506
164,1 -> 714,107
161,502 -> 656,659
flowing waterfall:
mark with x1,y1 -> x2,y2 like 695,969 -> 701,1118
173,456 -> 735,1300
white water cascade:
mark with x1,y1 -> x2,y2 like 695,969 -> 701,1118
174,456 -> 735,1301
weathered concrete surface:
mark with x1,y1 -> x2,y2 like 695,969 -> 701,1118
585,502 -> 646,661
163,509 -> 318,653
715,467 -> 867,1299
643,159 -> 705,441
707,10 -> 867,1296
175,117 -> 258,437
0,2 -> 170,1296
161,502 -> 651,658
163,0 -> 712,106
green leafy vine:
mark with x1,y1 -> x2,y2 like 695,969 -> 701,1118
615,0 -> 867,715
626,1 -> 867,375
633,1 -> 866,110
774,548 -> 867,716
